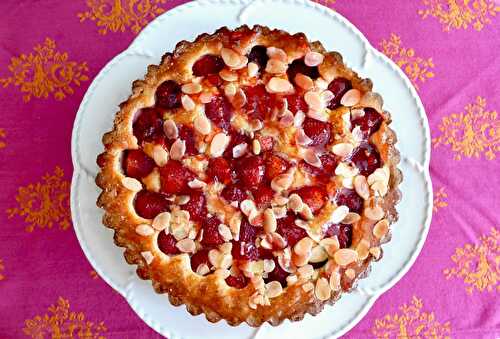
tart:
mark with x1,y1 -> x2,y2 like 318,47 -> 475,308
96,25 -> 401,326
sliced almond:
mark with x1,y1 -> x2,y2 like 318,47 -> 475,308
263,208 -> 277,233
266,47 -> 287,62
354,175 -> 370,200
294,237 -> 314,256
302,282 -> 315,292
300,204 -> 314,221
209,133 -> 230,157
286,274 -> 298,286
288,193 -> 303,212
199,92 -> 213,104
303,149 -> 321,168
320,237 -> 340,257
273,206 -> 288,219
294,110 -> 306,127
307,109 -> 329,122
270,173 -> 293,192
152,212 -> 171,231
194,115 -> 212,135
176,238 -> 195,253
135,224 -> 154,236
196,263 -> 210,276
232,142 -> 248,158
331,143 -> 354,158
351,108 -> 365,119
181,83 -> 202,94
329,205 -> 349,224
295,128 -> 313,146
370,246 -> 381,259
266,77 -> 293,93
247,62 -> 259,77
304,51 -> 324,67
219,69 -> 238,82
122,177 -> 142,192
295,73 -> 314,90
321,90 -> 334,102
279,110 -> 295,127
340,88 -> 361,107
229,213 -> 242,238
163,119 -> 178,139
334,248 -> 358,266
364,205 -> 385,221
345,268 -> 356,280
266,59 -> 288,74
152,145 -> 169,167
252,139 -> 261,155
309,245 -> 328,263
329,271 -> 341,291
188,178 -> 207,189
175,195 -> 190,205
263,259 -> 276,273
141,251 -> 154,265
181,95 -> 195,111
356,239 -> 370,260
315,277 -> 331,301
265,281 -> 283,298
218,223 -> 233,241
272,195 -> 289,206
232,88 -> 247,108
359,91 -> 383,111
221,48 -> 243,68
224,83 -> 237,97
170,139 -> 186,160
373,219 -> 389,239
293,252 -> 311,267
240,199 -> 256,216
304,91 -> 323,111
297,264 -> 314,279
342,212 -> 361,224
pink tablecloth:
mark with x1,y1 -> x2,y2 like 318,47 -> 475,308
0,1 -> 499,338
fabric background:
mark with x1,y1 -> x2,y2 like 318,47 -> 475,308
0,0 -> 499,338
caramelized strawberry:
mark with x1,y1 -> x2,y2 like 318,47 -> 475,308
276,213 -> 307,247
243,85 -> 274,120
225,274 -> 249,289
231,218 -> 260,260
132,107 -> 163,143
254,134 -> 275,152
235,155 -> 265,189
200,216 -> 225,246
178,125 -> 197,155
206,157 -> 233,184
302,117 -> 332,147
287,59 -> 319,84
182,191 -> 207,222
351,107 -> 383,138
264,153 -> 290,181
247,45 -> 269,70
190,249 -> 211,272
334,188 -> 363,214
265,258 -> 289,286
223,129 -> 250,159
221,183 -> 248,203
205,95 -> 233,130
252,185 -> 274,209
299,153 -> 338,183
134,190 -> 170,219
292,186 -> 327,214
349,143 -> 381,176
192,55 -> 225,77
159,160 -> 195,194
327,77 -> 352,109
324,223 -> 353,248
155,80 -> 181,109
157,231 -> 180,255
123,149 -> 155,179
285,93 -> 308,114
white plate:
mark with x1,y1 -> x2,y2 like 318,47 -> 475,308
70,1 -> 433,338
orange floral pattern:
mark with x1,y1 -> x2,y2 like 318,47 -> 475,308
78,0 -> 168,35
0,258 -> 5,281
90,270 -> 100,280
433,96 -> 499,160
0,38 -> 89,102
0,128 -> 6,149
444,227 -> 499,294
433,187 -> 448,213
7,166 -> 71,232
312,0 -> 336,7
372,296 -> 452,338
418,0 -> 500,31
23,297 -> 107,338
379,33 -> 435,90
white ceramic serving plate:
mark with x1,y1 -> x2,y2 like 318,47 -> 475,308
70,0 -> 433,338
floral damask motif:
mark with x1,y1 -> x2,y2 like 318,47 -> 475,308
0,128 -> 6,149
418,0 -> 500,31
444,227 -> 499,294
312,0 -> 336,7
0,258 -> 5,281
78,0 -> 168,35
90,270 -> 100,280
372,296 -> 452,338
379,33 -> 435,90
7,167 -> 71,232
0,38 -> 89,102
433,96 -> 499,160
433,187 -> 448,213
23,297 -> 107,338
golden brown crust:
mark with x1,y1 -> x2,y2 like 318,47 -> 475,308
96,25 -> 401,327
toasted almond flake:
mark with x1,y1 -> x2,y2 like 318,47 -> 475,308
315,77 -> 329,90
294,237 -> 314,256
176,238 -> 195,253
266,59 -> 288,74
263,259 -> 276,273
305,51 -> 324,67
334,248 -> 358,266
194,115 -> 212,135
345,268 -> 356,280
300,204 -> 314,221
240,199 -> 256,216
170,139 -> 186,160
163,119 -> 178,139
342,177 -> 354,189
266,47 -> 287,62
208,249 -> 220,267
320,237 -> 340,257
250,275 -> 265,291
135,224 -> 154,236
265,281 -> 283,298
342,212 -> 361,224
335,162 -> 358,178
370,246 -> 381,259
263,208 -> 277,233
359,91 -> 383,111
356,239 -> 370,260
365,205 -> 385,221
352,126 -> 364,143
295,128 -> 313,146
279,110 -> 294,127
199,92 -> 213,104
295,73 -> 314,90
270,173 -> 293,192
224,83 -> 237,97
273,206 -> 287,219
307,109 -> 329,122
309,246 -> 328,263
152,145 -> 169,166
354,175 -> 370,200
232,142 -> 248,158
303,149 -> 322,168
250,119 -> 264,131
297,264 -> 314,279
286,274 -> 298,285
323,259 -> 338,275
294,219 -> 309,230
221,48 -> 242,68
220,242 -> 232,254
340,88 -> 361,107
293,252 -> 311,267
141,251 -> 154,265
247,62 -> 259,77
272,195 -> 289,206
152,212 -> 171,230
372,181 -> 389,196
122,177 -> 142,191
219,69 -> 238,82
181,94 -> 195,111
229,213 -> 242,238
251,139 -> 261,155
302,282 -> 315,292
329,271 -> 341,291
218,223 -> 233,241
196,263 -> 210,276
288,193 -> 303,212
351,108 -> 365,119
320,90 -> 334,103
188,228 -> 197,239
232,88 -> 247,108
188,178 -> 207,189
373,219 -> 389,239
315,277 -> 331,300
304,91 -> 323,111
269,232 -> 287,250
266,77 -> 293,93
330,205 -> 349,224
209,133 -> 230,157
294,110 -> 306,127
181,83 -> 202,94
331,143 -> 354,158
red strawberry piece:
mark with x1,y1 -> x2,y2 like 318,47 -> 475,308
225,274 -> 249,289
299,153 -> 338,183
285,93 -> 308,114
182,190 -> 207,222
159,160 -> 195,195
252,184 -> 275,209
327,77 -> 352,109
264,258 -> 289,286
255,134 -> 275,152
206,74 -> 223,87
221,183 -> 248,203
205,95 -> 233,130
192,55 -> 225,77
133,107 -> 163,143
235,155 -> 265,189
293,186 -> 327,214
157,231 -> 180,255
287,59 -> 319,84
123,149 -> 155,179
155,80 -> 182,109
190,249 -> 211,271
302,117 -> 332,147
247,45 -> 269,70
334,188 -> 364,214
276,213 -> 308,247
201,216 -> 225,246
223,129 -> 250,158
178,125 -> 197,155
349,143 -> 381,176
96,153 -> 106,168
206,157 -> 233,184
324,223 -> 352,248
134,190 -> 170,219
243,85 -> 274,120
351,107 -> 383,138
231,218 -> 260,260
264,153 -> 290,181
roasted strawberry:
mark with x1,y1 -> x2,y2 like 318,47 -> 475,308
182,190 -> 207,222
264,258 -> 289,286
349,143 -> 381,176
155,80 -> 181,109
235,155 -> 265,189
287,59 -> 319,84
327,77 -> 352,109
190,249 -> 211,272
157,231 -> 180,255
264,153 -> 290,181
123,149 -> 155,179
292,186 -> 327,214
247,45 -> 269,70
134,190 -> 170,219
159,160 -> 195,194
225,274 -> 249,289
221,183 -> 248,203
302,117 -> 332,147
192,55 -> 225,76
254,134 -> 275,152
132,107 -> 163,143
334,188 -> 363,214
205,95 -> 233,130
276,213 -> 308,247
252,185 -> 275,209
285,93 -> 308,114
223,129 -> 250,159
243,85 -> 274,120
351,107 -> 383,138
324,223 -> 353,248
178,125 -> 197,155
207,157 -> 233,184
200,216 -> 225,246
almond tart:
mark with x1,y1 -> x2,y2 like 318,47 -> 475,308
96,25 -> 402,327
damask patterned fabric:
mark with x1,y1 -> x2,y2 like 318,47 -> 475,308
0,1 -> 498,338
